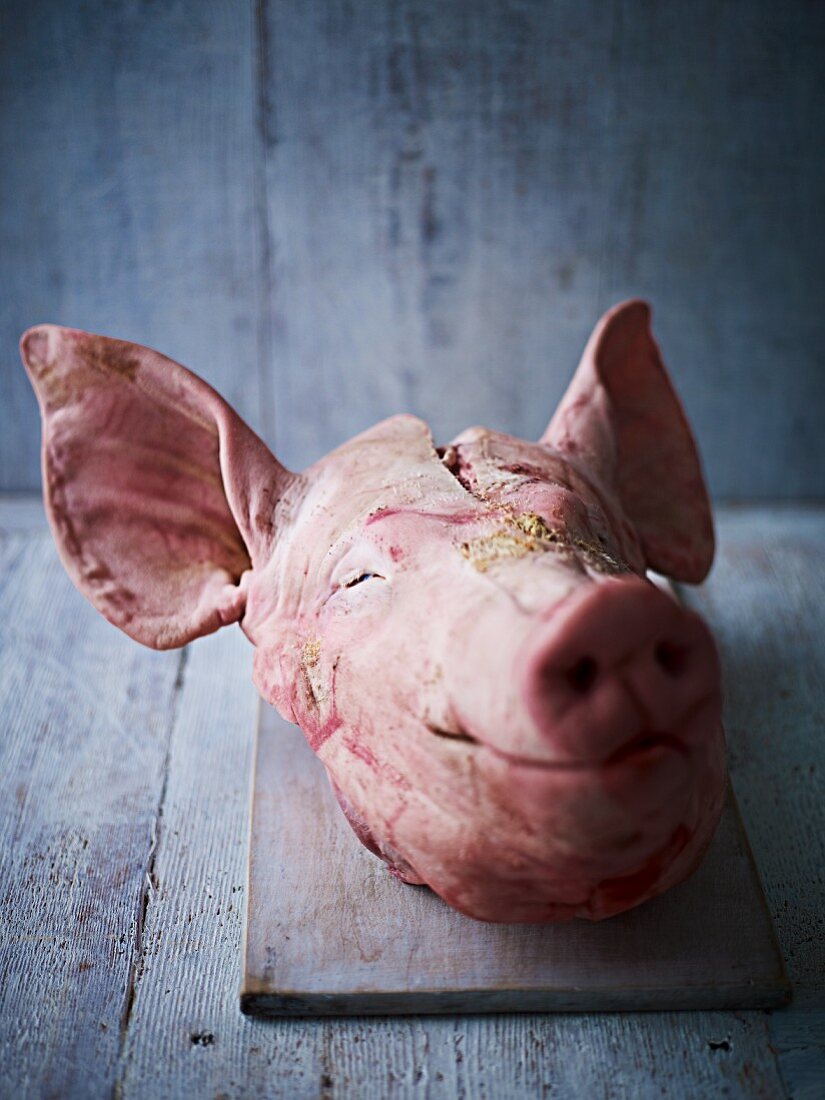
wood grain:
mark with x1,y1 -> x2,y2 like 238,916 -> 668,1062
0,508 -> 182,1098
682,508 -> 825,990
1,500 -> 822,1097
113,627 -> 261,1099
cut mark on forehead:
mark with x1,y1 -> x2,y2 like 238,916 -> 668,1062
438,444 -> 475,495
366,505 -> 484,528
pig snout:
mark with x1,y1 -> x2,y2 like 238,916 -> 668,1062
519,578 -> 722,763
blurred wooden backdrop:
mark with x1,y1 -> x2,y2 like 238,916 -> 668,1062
1,0 -> 823,497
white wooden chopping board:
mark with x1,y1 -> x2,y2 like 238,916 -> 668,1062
241,703 -> 789,1017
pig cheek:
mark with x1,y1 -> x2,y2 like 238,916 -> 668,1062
332,728 -> 488,872
317,588 -> 421,724
320,695 -> 482,885
304,603 -> 418,826
380,754 -> 583,921
291,586 -> 394,749
328,776 -> 425,885
321,725 -> 416,868
252,641 -> 304,724
251,613 -> 346,749
294,642 -> 345,752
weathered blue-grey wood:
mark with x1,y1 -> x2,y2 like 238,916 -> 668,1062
683,507 -> 825,990
2,1 -> 825,500
113,627 -> 261,1098
0,0 -> 268,490
1,501 -> 822,1097
243,709 -> 788,1015
0,502 -> 182,1098
683,506 -> 825,1100
254,0 -> 825,495
769,991 -> 825,1100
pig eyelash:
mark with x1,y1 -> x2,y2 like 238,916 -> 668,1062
342,571 -> 385,589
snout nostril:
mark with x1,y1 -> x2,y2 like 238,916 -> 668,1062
566,655 -> 598,694
655,639 -> 689,677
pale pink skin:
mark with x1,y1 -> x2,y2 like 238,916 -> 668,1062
20,300 -> 726,923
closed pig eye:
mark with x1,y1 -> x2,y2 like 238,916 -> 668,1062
342,571 -> 385,589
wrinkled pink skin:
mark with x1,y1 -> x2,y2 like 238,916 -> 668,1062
21,300 -> 726,922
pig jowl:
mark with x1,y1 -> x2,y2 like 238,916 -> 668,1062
20,299 -> 726,922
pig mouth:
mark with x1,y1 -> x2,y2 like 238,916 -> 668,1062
426,722 -> 689,770
426,722 -> 479,747
485,730 -> 689,771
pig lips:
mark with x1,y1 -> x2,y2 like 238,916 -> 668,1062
478,729 -> 688,769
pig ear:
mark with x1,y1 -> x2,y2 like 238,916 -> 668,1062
20,325 -> 292,649
541,300 -> 714,583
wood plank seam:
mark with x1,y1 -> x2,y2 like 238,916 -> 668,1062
253,0 -> 278,452
115,647 -> 190,1066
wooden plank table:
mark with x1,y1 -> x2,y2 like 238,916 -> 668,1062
0,498 -> 822,1098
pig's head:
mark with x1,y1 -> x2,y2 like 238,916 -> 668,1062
21,300 -> 725,922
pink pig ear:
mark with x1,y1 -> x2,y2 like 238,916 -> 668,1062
20,325 -> 292,649
541,300 -> 714,583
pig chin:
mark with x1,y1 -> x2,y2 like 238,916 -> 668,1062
453,728 -> 726,922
